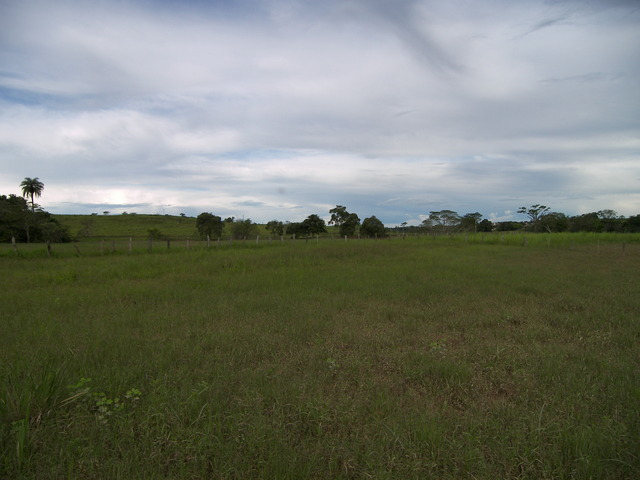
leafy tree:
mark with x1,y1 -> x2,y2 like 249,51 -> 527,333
285,222 -> 304,238
477,219 -> 493,232
329,205 -> 360,236
539,212 -> 569,233
460,212 -> 482,232
0,195 -> 70,242
360,216 -> 385,237
230,218 -> 258,240
569,212 -> 601,232
301,214 -> 327,236
196,212 -> 224,239
624,214 -> 640,232
597,209 -> 623,232
20,177 -> 44,212
423,210 -> 461,233
147,228 -> 165,240
517,204 -> 550,232
266,220 -> 285,237
495,221 -> 523,231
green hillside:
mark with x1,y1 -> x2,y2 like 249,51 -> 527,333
54,214 -> 198,238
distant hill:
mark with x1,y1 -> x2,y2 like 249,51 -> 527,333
54,214 -> 199,239
53,214 -> 279,239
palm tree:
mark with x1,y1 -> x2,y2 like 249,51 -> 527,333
20,177 -> 44,211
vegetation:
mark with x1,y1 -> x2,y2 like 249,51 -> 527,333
196,212 -> 224,240
19,177 -> 44,212
1,237 -> 638,478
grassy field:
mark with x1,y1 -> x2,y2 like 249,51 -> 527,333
1,236 -> 639,479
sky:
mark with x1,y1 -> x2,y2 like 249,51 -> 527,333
1,0 -> 638,226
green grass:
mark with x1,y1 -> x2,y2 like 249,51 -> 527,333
1,238 -> 639,478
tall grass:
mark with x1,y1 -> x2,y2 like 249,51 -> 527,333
1,238 -> 638,478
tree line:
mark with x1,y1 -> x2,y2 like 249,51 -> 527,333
2,179 -> 639,243
0,178 -> 71,243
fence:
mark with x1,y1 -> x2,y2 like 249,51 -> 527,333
1,231 -> 638,259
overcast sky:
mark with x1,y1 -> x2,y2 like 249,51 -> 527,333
1,0 -> 638,225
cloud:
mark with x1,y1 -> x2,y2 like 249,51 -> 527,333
0,0 -> 638,225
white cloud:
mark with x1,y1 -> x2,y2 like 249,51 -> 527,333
0,0 -> 638,223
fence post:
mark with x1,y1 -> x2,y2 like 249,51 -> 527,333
256,235 -> 259,245
46,240 -> 51,256
167,238 -> 171,249
11,235 -> 17,255
207,235 -> 210,248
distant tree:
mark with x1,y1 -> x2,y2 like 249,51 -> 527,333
517,204 -> 550,232
329,205 -> 360,236
103,211 -> 109,216
539,212 -> 569,233
0,194 -> 70,243
147,228 -> 165,240
460,212 -> 483,232
230,218 -> 258,240
360,216 -> 385,237
424,210 -> 461,234
266,220 -> 285,237
495,221 -> 523,231
569,212 -> 601,232
597,209 -> 624,232
20,177 -> 44,212
477,219 -> 493,232
196,212 -> 224,239
624,214 -> 640,232
301,214 -> 327,236
285,222 -> 304,238
224,216 -> 235,223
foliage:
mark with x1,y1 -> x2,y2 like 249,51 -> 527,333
230,218 -> 258,239
266,220 -> 285,237
0,195 -> 70,243
459,212 -> 482,232
422,210 -> 461,233
360,216 -> 385,237
477,218 -> 493,232
301,214 -> 327,236
147,228 -> 165,240
20,177 -> 44,212
196,212 -> 224,239
329,205 -> 360,236
518,204 -> 551,232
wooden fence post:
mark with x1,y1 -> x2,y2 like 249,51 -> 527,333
46,241 -> 51,256
11,236 -> 17,255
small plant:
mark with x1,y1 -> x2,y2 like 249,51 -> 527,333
66,378 -> 142,424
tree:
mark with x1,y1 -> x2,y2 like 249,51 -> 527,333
20,177 -> 44,212
196,212 -> 224,239
460,212 -> 482,232
301,214 -> 327,236
517,204 -> 550,231
266,220 -> 285,237
285,222 -> 304,238
230,218 -> 257,240
424,210 -> 461,234
539,212 -> 569,233
360,216 -> 385,237
477,219 -> 493,232
597,209 -> 623,232
329,205 -> 360,236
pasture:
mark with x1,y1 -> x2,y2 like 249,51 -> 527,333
1,236 -> 638,479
